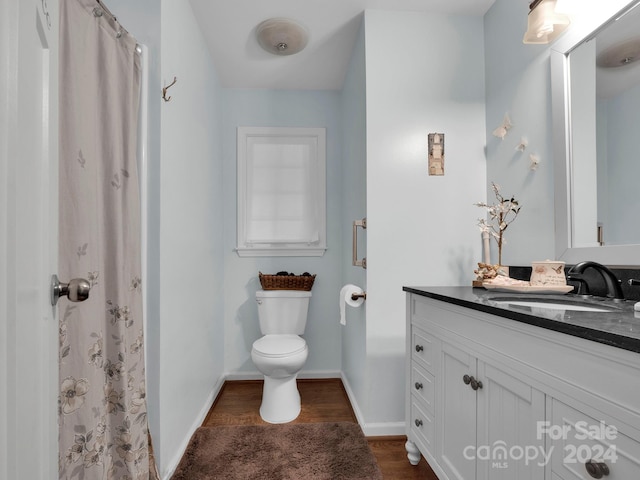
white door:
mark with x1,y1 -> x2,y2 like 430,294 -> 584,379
1,0 -> 59,478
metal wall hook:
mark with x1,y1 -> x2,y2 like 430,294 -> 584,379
162,76 -> 177,102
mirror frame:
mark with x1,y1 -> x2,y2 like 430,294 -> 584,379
551,0 -> 640,266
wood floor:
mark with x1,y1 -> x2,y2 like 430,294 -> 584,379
201,378 -> 438,480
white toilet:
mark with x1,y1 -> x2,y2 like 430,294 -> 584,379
251,289 -> 311,423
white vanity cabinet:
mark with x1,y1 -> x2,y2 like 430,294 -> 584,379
405,291 -> 640,480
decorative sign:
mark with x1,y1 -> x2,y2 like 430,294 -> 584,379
428,133 -> 444,176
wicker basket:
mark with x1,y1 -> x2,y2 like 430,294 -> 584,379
259,272 -> 316,291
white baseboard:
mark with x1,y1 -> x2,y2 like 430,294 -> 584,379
361,421 -> 406,437
223,371 -> 262,381
299,369 -> 342,379
224,369 -> 342,381
340,372 -> 406,437
160,376 -> 225,480
339,371 -> 366,426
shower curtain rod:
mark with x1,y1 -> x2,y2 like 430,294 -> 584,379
94,0 -> 141,52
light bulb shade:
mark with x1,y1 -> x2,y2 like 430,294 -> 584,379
554,0 -> 576,15
256,18 -> 309,56
523,0 -> 571,44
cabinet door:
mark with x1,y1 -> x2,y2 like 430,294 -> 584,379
439,342 -> 477,480
476,362 -> 546,480
549,399 -> 640,480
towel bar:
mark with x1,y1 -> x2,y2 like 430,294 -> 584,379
352,218 -> 366,269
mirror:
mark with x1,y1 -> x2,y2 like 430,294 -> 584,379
552,0 -> 640,265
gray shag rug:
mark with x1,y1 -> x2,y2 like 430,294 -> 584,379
172,422 -> 383,480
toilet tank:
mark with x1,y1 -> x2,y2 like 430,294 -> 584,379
256,290 -> 312,335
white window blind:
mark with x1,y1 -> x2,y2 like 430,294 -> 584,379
237,127 -> 326,256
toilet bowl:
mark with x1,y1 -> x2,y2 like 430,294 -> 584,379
251,290 -> 312,423
251,334 -> 308,423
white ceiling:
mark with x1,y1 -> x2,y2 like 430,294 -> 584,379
188,0 -> 496,90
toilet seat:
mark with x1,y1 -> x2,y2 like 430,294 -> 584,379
252,334 -> 306,358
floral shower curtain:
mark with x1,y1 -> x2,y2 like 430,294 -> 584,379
58,0 -> 152,478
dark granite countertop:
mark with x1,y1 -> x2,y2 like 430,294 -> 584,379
403,286 -> 640,354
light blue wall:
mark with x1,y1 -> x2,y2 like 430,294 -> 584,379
484,0 -> 557,265
158,0 -> 225,476
340,18 -> 368,420
364,10 -> 486,428
221,89 -> 344,376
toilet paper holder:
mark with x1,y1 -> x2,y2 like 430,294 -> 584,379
351,291 -> 367,301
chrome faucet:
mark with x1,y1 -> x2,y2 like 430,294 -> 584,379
567,261 -> 624,300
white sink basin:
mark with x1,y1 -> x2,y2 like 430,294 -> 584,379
494,300 -> 614,312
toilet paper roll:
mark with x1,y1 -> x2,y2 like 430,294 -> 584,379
339,284 -> 365,326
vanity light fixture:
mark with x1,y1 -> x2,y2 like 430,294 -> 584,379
554,0 -> 577,15
523,0 -> 571,44
256,18 -> 309,56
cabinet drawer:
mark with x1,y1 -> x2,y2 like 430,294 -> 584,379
549,399 -> 640,480
411,326 -> 436,372
410,399 -> 435,453
411,362 -> 435,415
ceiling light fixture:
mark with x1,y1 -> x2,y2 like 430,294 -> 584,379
597,37 -> 640,68
523,0 -> 571,44
256,18 -> 309,56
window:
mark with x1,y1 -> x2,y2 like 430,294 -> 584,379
236,127 -> 326,256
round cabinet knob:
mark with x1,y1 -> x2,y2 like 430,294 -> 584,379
415,344 -> 424,352
414,419 -> 423,427
463,374 -> 472,385
414,382 -> 423,390
585,460 -> 610,479
470,378 -> 483,391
